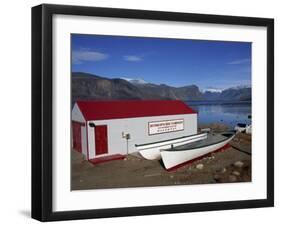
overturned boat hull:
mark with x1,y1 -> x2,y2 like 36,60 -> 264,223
160,131 -> 236,170
136,133 -> 208,160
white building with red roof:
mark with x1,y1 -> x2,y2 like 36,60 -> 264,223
72,100 -> 197,163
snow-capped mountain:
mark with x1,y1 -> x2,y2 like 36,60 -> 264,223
227,85 -> 251,90
202,88 -> 222,93
72,72 -> 251,103
121,77 -> 148,85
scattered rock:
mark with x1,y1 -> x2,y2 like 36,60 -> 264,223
170,175 -> 174,179
213,174 -> 221,182
196,163 -> 204,170
220,167 -> 227,173
232,171 -> 240,176
229,175 -> 237,182
234,161 -> 244,168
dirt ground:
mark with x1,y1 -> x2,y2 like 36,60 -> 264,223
71,128 -> 251,190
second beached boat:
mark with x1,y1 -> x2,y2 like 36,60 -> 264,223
160,131 -> 236,170
136,132 -> 208,160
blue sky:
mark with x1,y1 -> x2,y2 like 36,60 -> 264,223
71,34 -> 251,91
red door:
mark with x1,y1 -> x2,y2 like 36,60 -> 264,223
72,121 -> 82,153
95,125 -> 108,155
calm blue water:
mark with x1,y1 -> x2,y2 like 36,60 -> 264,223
186,101 -> 252,128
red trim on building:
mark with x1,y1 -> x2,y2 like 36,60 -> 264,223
88,154 -> 125,165
85,122 -> 89,160
166,143 -> 231,172
72,121 -> 83,153
71,120 -> 85,126
76,100 -> 196,121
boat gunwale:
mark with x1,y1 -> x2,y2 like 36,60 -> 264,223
135,132 -> 206,147
137,135 -> 208,151
161,132 -> 235,152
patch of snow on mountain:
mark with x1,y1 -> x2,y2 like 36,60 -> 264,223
121,77 -> 148,85
203,88 -> 222,93
227,85 -> 251,90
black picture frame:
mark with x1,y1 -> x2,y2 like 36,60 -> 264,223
32,4 -> 274,222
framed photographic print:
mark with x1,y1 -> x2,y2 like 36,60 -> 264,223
32,4 -> 274,221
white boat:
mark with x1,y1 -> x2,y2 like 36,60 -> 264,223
246,125 -> 252,134
160,131 -> 236,170
136,133 -> 208,160
234,123 -> 252,134
234,123 -> 247,133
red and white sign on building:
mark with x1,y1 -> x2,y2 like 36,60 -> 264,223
148,119 -> 184,135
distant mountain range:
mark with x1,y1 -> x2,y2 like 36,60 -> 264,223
72,72 -> 251,104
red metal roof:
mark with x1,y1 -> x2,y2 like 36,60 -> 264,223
76,100 -> 196,121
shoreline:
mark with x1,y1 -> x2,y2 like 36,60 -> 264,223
186,100 -> 251,106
